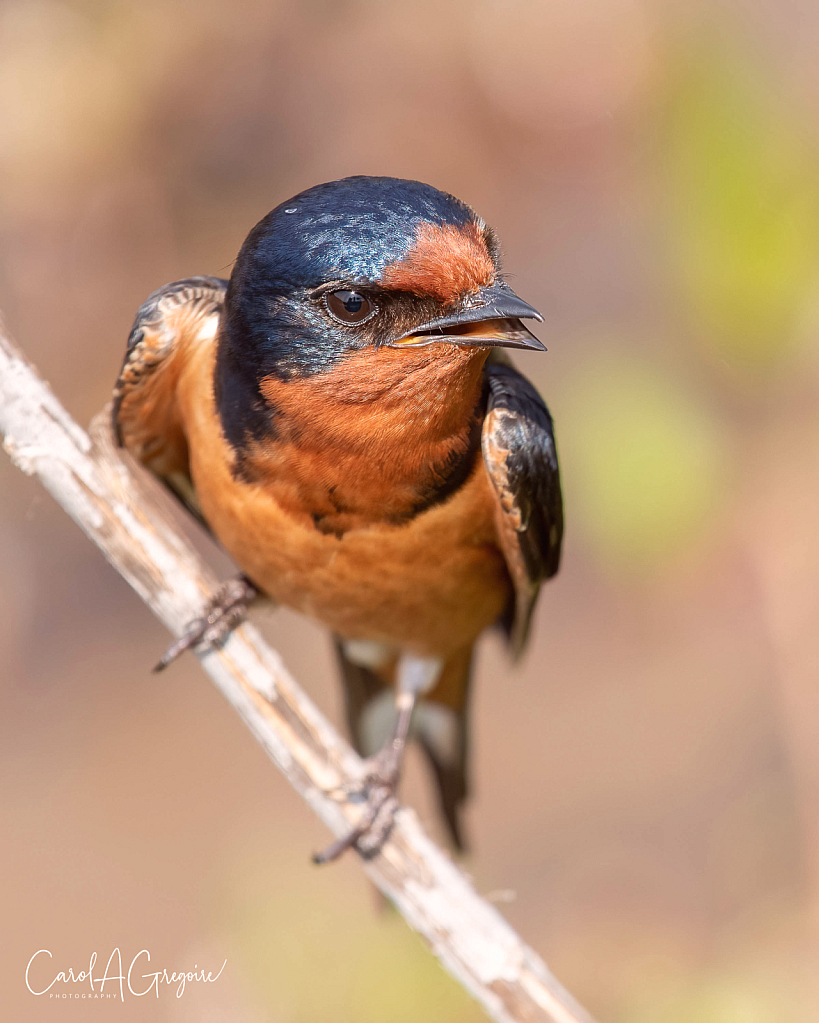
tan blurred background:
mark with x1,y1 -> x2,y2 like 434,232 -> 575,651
3,1 -> 819,1020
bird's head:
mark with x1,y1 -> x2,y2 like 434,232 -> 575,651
222,175 -> 544,380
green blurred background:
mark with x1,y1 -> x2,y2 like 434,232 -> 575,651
3,2 -> 819,1020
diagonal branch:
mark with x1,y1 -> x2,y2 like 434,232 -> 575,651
0,318 -> 595,1023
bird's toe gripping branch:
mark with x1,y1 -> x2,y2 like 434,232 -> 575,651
313,682 -> 426,864
312,751 -> 404,865
154,575 -> 258,672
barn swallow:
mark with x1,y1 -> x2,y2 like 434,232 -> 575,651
113,176 -> 563,862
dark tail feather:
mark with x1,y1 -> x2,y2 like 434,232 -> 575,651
417,718 -> 469,852
333,638 -> 393,754
333,637 -> 472,853
417,645 -> 472,851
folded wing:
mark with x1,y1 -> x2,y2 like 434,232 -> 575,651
113,276 -> 227,518
481,360 -> 563,655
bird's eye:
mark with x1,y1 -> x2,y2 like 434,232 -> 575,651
325,290 -> 376,325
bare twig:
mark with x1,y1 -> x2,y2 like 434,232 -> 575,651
0,319 -> 595,1023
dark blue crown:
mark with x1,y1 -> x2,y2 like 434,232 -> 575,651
234,176 -> 476,289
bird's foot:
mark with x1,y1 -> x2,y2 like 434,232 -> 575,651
153,576 -> 258,672
312,746 -> 403,864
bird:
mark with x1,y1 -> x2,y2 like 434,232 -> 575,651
113,175 -> 563,862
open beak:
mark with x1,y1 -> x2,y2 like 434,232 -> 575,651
390,283 -> 546,351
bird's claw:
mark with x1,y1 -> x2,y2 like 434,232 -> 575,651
153,576 -> 257,672
312,752 -> 403,864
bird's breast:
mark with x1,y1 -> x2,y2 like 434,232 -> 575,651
176,342 -> 511,655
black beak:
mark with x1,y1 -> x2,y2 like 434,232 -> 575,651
390,283 -> 546,352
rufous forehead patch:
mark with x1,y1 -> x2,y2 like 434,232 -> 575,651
380,220 -> 495,304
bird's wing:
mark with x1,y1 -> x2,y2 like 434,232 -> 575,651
481,359 -> 564,656
113,276 -> 227,519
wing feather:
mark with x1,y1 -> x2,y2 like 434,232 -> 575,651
481,360 -> 563,655
113,276 -> 226,518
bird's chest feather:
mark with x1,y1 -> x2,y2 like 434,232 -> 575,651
176,343 -> 510,654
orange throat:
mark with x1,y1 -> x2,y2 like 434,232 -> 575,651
240,343 -> 490,533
